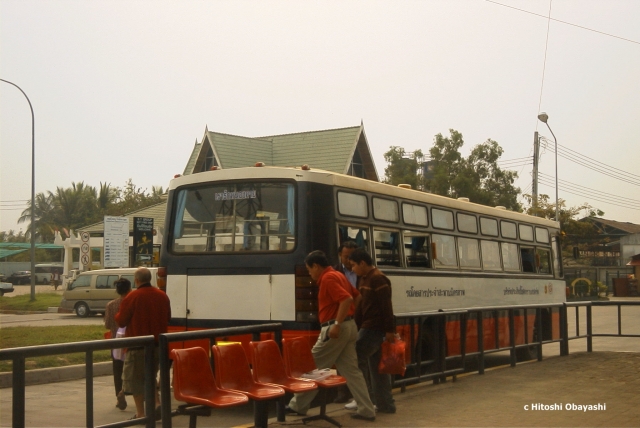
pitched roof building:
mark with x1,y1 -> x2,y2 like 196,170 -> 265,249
184,124 -> 379,181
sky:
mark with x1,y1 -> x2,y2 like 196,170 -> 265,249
1,0 -> 639,234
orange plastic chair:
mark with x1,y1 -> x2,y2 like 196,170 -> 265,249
212,342 -> 285,428
250,340 -> 318,421
170,347 -> 248,428
282,337 -> 347,428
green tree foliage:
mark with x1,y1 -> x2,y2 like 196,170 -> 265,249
15,179 -> 165,242
383,147 -> 424,189
426,130 -> 521,211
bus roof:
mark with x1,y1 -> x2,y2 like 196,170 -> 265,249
169,166 -> 559,229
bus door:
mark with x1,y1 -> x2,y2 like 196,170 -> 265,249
185,268 -> 273,325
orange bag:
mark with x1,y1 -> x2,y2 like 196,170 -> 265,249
378,339 -> 406,376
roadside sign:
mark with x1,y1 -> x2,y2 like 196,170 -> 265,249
104,216 -> 129,268
81,231 -> 90,242
134,217 -> 154,266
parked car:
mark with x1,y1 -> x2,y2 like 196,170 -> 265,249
0,282 -> 14,296
60,268 -> 158,317
8,271 -> 31,285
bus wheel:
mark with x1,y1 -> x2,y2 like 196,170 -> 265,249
75,302 -> 90,318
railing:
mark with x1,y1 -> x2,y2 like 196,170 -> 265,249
564,301 -> 640,352
0,335 -> 157,428
3,301 -> 640,428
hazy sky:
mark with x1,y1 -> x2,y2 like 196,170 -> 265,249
1,0 -> 639,234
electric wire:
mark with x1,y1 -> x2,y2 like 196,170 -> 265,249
538,172 -> 640,206
485,0 -> 640,45
537,176 -> 640,210
539,138 -> 640,186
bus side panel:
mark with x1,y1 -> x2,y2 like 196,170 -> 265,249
271,274 -> 296,321
187,274 -> 271,320
166,274 -> 188,319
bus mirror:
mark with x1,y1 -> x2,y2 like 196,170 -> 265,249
431,242 -> 437,260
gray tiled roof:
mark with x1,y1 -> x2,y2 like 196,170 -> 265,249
184,124 -> 378,181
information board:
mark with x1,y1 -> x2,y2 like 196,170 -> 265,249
104,216 -> 129,268
134,217 -> 154,265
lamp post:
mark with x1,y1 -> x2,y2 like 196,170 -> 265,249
537,112 -> 558,222
1,79 -> 36,301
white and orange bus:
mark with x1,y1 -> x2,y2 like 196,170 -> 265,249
159,165 -> 565,359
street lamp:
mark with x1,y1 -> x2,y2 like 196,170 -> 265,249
537,112 -> 559,222
1,79 -> 36,301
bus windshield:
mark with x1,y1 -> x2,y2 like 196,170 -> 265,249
171,182 -> 295,253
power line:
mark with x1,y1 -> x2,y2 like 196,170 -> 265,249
538,176 -> 640,210
485,0 -> 640,45
539,138 -> 640,186
539,172 -> 640,206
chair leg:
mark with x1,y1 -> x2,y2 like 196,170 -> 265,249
253,400 -> 269,428
276,396 -> 286,422
301,388 -> 342,428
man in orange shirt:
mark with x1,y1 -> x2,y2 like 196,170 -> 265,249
286,250 -> 376,422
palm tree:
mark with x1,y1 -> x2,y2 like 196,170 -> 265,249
18,192 -> 57,241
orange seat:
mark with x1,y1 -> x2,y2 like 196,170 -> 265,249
250,340 -> 318,394
282,337 -> 347,428
250,340 -> 317,423
212,343 -> 285,427
170,347 -> 248,428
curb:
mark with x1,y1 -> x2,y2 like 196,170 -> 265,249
0,361 -> 112,389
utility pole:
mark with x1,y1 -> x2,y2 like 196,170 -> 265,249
532,131 -> 539,215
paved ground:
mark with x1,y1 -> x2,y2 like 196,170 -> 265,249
1,351 -> 638,427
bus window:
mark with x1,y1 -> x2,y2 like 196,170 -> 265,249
520,247 -> 536,273
403,232 -> 430,268
432,208 -> 454,230
501,242 -> 520,271
535,227 -> 550,244
480,240 -> 502,271
501,221 -> 517,239
402,203 -> 428,227
480,217 -> 499,237
519,224 -> 534,242
458,237 -> 481,269
373,229 -> 401,267
171,183 -> 295,253
338,225 -> 370,252
337,191 -> 368,218
372,197 -> 399,223
457,213 -> 478,234
432,234 -> 458,268
552,235 -> 563,278
536,248 -> 552,274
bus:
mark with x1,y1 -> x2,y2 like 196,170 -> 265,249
159,165 -> 565,360
34,263 -> 64,285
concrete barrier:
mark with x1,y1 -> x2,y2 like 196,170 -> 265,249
0,361 -> 112,388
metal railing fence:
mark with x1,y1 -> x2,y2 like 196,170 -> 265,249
0,335 -> 157,428
2,301 -> 640,428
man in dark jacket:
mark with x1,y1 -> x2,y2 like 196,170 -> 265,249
349,249 -> 396,414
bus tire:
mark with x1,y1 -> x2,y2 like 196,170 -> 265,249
75,302 -> 90,318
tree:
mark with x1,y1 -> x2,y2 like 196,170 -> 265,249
426,130 -> 521,211
13,179 -> 165,243
383,147 -> 424,189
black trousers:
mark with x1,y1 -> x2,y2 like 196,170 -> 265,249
112,357 -> 124,396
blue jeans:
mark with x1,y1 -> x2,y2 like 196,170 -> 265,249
356,328 -> 395,411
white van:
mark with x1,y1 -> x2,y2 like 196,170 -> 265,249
60,268 -> 158,317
